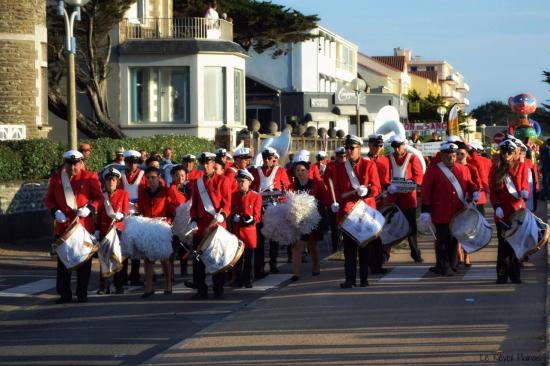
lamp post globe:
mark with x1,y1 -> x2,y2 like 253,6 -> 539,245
350,78 -> 366,137
437,106 -> 446,125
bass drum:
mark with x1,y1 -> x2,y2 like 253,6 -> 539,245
450,204 -> 492,254
379,204 -> 410,247
53,218 -> 98,270
198,225 -> 245,274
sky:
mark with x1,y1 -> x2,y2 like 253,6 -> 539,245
271,0 -> 550,110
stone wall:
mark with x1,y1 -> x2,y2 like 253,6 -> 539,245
0,180 -> 52,242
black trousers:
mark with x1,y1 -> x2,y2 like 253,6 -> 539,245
329,211 -> 340,252
496,223 -> 521,282
236,248 -> 254,284
56,257 -> 92,300
192,236 -> 225,296
434,224 -> 457,273
99,267 -> 126,291
129,259 -> 141,282
402,208 -> 422,261
366,237 -> 384,270
343,233 -> 369,284
254,222 -> 266,276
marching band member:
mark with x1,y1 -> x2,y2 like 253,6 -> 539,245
288,154 -> 328,281
519,142 -> 539,212
189,152 -> 232,299
456,142 -> 483,268
44,150 -> 103,304
231,169 -> 262,288
311,151 -> 329,181
251,147 -> 291,277
167,165 -> 191,277
137,167 -> 173,298
366,134 -> 391,272
224,147 -> 252,192
331,135 -> 381,288
96,168 -> 129,294
323,146 -> 347,253
467,141 -> 492,214
386,136 -> 424,264
216,148 -> 233,171
182,154 -> 203,181
121,150 -> 146,286
490,140 -> 529,284
421,143 -> 478,277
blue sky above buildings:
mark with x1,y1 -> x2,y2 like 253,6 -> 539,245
271,0 -> 550,110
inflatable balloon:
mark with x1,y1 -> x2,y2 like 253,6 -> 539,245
508,93 -> 537,118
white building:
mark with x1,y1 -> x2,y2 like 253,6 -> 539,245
246,25 -> 364,135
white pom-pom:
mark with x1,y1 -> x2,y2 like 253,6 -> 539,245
286,191 -> 322,235
172,200 -> 193,245
261,203 -> 300,246
122,216 -> 173,260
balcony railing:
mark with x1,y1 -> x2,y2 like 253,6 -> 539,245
457,82 -> 470,92
120,18 -> 234,42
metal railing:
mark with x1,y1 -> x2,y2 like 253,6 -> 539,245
120,17 -> 233,42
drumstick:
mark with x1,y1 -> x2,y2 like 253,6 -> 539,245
427,223 -> 437,241
328,178 -> 337,204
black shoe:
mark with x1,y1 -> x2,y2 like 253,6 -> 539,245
77,296 -> 88,303
190,292 -> 208,300
496,278 -> 507,284
340,282 -> 355,289
96,289 -> 106,295
290,275 -> 299,282
244,282 -> 252,288
213,292 -> 224,300
231,281 -> 243,288
269,265 -> 280,274
130,280 -> 143,286
255,272 -> 268,280
359,280 -> 369,287
141,291 -> 155,299
413,257 -> 424,263
371,268 -> 388,275
55,297 -> 72,304
511,278 -> 522,284
429,266 -> 442,274
163,290 -> 173,295
115,288 -> 124,294
184,280 -> 196,289
443,268 -> 455,277
312,271 -> 321,276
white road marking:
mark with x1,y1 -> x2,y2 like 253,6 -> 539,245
463,265 -> 495,280
0,279 -> 56,297
379,266 -> 429,282
234,274 -> 292,291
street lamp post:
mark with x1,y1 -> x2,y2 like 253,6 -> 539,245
480,123 -> 487,145
437,106 -> 446,137
350,78 -> 366,138
57,0 -> 90,150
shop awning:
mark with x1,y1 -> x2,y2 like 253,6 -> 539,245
303,112 -> 340,122
333,105 -> 369,116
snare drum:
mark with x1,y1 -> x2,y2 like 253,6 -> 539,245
198,225 -> 245,274
53,218 -> 98,270
379,204 -> 410,247
505,209 -> 549,259
98,226 -> 123,278
450,204 -> 492,254
339,200 -> 385,247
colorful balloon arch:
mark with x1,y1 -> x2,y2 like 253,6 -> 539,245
506,93 -> 543,145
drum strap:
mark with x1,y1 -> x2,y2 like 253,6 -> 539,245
344,160 -> 360,189
437,162 -> 466,205
61,170 -> 78,211
257,166 -> 279,192
103,192 -> 117,219
230,167 -> 238,174
122,170 -> 144,201
390,153 -> 412,179
197,177 -> 217,217
503,174 -> 519,199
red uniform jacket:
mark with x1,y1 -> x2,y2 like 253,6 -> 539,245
231,190 -> 262,248
489,163 -> 529,222
386,153 -> 424,210
167,183 -> 190,219
190,174 -> 232,238
97,189 -> 129,238
332,159 -> 381,222
464,163 -> 483,203
310,160 -> 328,181
468,153 -> 492,204
421,163 -> 477,224
137,185 -> 171,223
187,168 -> 204,181
44,170 -> 103,236
223,166 -> 239,193
251,165 -> 291,192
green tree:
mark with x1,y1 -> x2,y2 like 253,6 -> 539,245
48,0 -> 136,138
173,0 -> 320,56
405,90 -> 447,121
470,101 -> 515,126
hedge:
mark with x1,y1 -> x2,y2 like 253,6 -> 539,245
0,134 -> 215,182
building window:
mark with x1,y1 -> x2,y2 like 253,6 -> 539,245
129,66 -> 190,124
338,44 -> 354,73
410,66 -> 418,72
234,69 -> 243,123
204,66 -> 226,122
426,66 -> 435,71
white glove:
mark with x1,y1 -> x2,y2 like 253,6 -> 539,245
387,184 -> 398,195
214,213 -> 225,223
521,189 -> 529,199
472,191 -> 481,202
331,202 -> 340,213
54,210 -> 67,223
77,206 -> 91,218
115,212 -> 124,221
356,185 -> 369,198
420,213 -> 431,224
495,207 -> 504,219
232,214 -> 241,223
128,208 -> 136,216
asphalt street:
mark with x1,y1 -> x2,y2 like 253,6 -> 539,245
0,203 -> 547,366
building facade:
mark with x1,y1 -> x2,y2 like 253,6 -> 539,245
0,1 -> 49,140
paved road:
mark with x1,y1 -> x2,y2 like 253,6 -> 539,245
0,203 -> 547,365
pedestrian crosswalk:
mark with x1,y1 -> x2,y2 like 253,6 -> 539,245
0,279 -> 56,298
